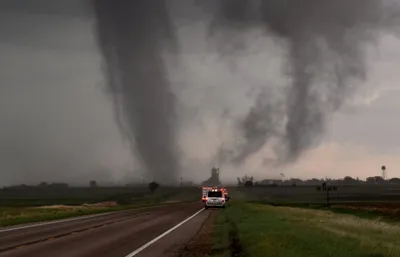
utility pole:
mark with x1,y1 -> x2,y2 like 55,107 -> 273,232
326,185 -> 330,207
318,183 -> 338,207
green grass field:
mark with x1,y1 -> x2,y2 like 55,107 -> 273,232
0,206 -> 128,227
0,186 -> 199,206
236,185 -> 400,204
211,201 -> 400,257
0,187 -> 200,227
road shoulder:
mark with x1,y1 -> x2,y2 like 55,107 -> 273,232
178,209 -> 218,257
134,208 -> 217,257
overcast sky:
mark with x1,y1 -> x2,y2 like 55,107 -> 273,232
1,0 -> 400,186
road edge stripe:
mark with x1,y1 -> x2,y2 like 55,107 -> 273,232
125,208 -> 205,257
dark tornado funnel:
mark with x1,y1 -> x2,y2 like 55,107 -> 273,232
92,0 -> 179,184
209,0 -> 397,164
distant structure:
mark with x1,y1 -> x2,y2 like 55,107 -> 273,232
202,167 -> 222,186
382,165 -> 387,180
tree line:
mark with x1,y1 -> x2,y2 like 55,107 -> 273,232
237,175 -> 400,187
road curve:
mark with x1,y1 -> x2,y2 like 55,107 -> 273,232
0,202 -> 207,257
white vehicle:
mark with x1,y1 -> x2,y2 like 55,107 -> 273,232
204,189 -> 226,209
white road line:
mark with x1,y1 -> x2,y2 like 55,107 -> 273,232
125,208 -> 205,257
0,204 -> 179,233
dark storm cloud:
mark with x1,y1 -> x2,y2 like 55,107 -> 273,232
0,0 -> 88,17
0,0 -> 134,186
3,0 -> 400,186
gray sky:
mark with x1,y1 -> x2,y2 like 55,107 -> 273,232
1,1 -> 400,186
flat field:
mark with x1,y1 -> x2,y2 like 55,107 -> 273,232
0,186 -> 200,227
186,186 -> 400,257
236,184 -> 400,204
210,201 -> 400,257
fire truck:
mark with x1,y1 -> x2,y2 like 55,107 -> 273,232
202,187 -> 212,202
201,186 -> 229,202
221,187 -> 230,201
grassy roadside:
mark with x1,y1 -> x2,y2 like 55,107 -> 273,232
211,201 -> 400,257
266,202 -> 400,224
0,202 -> 175,227
328,205 -> 400,223
0,188 -> 200,227
0,203 -> 150,227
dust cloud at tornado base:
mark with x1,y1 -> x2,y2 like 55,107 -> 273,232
91,0 -> 400,183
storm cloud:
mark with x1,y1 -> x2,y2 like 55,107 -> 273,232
207,0 -> 400,164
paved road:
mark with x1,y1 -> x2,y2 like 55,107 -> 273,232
0,203 -> 209,257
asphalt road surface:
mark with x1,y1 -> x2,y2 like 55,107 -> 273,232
0,202 -> 209,257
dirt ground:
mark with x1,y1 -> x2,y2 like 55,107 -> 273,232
177,210 -> 218,257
